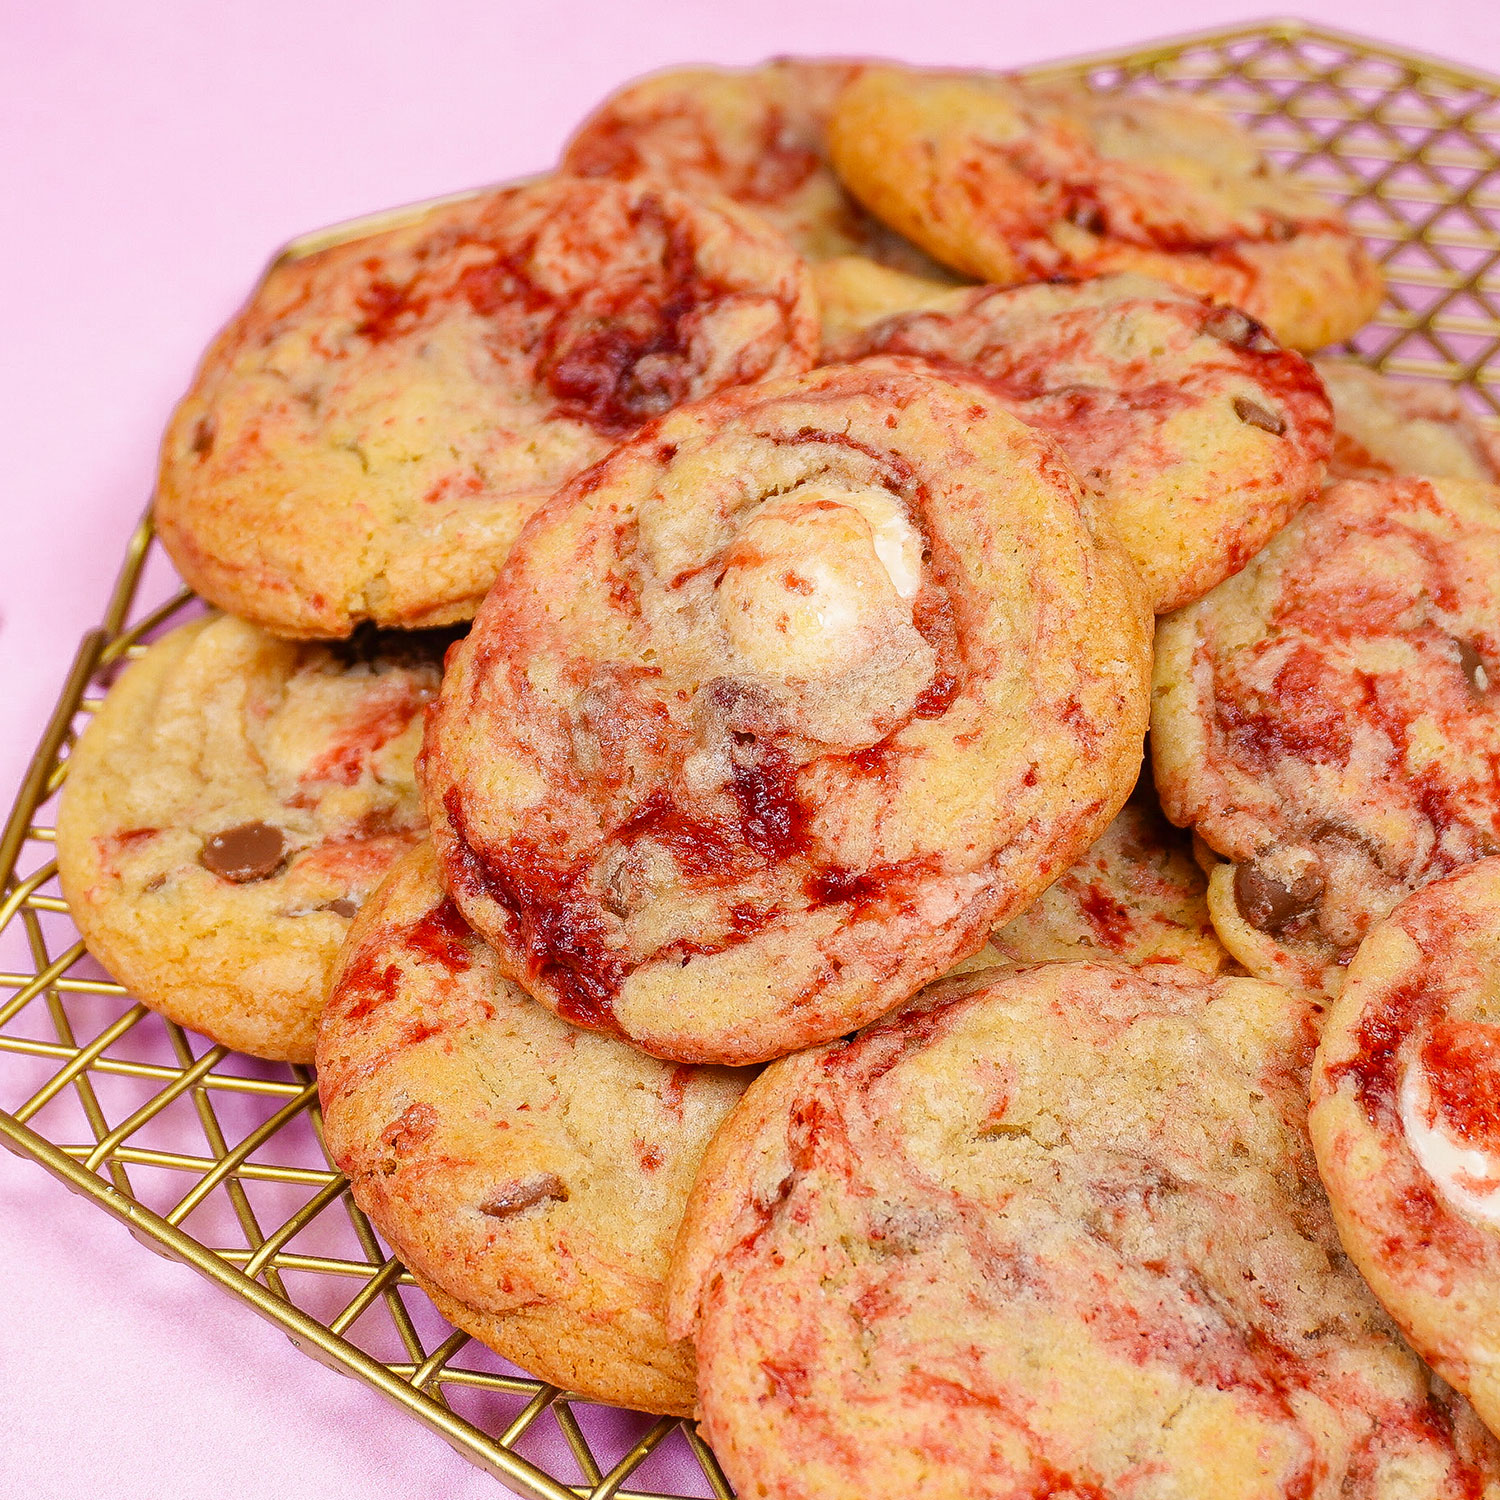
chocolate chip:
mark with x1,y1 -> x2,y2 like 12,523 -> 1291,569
1233,860 -> 1324,933
1204,306 -> 1279,353
325,897 -> 360,918
1455,638 -> 1490,697
1066,201 -> 1105,233
199,821 -> 287,883
190,415 -> 216,457
479,1173 -> 568,1219
1233,396 -> 1287,436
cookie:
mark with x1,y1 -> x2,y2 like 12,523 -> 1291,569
560,59 -> 957,275
952,781 -> 1233,975
834,274 -> 1332,611
1316,360 -> 1500,483
156,176 -> 819,637
56,614 -> 440,1061
1312,858 -> 1500,1441
827,67 -> 1384,350
810,255 -> 957,345
1152,476 -> 1500,996
423,359 -> 1152,1065
669,962 -> 1500,1500
316,844 -> 750,1415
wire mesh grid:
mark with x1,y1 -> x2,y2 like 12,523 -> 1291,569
2,19 -> 1499,1499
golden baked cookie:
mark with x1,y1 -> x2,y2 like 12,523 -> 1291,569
1312,857 -> 1500,1441
560,59 -> 957,276
317,844 -> 750,1415
828,67 -> 1384,350
1153,476 -> 1500,997
57,614 -> 440,1061
669,962 -> 1500,1500
952,779 -> 1232,974
156,176 -> 819,637
810,255 -> 957,345
1316,360 -> 1500,483
834,274 -> 1333,611
423,359 -> 1152,1065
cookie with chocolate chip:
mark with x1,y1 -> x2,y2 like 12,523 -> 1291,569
832,274 -> 1332,611
669,962 -> 1500,1500
422,360 -> 1152,1065
827,67 -> 1383,350
156,176 -> 819,638
1316,360 -> 1500,484
57,614 -> 440,1060
1152,475 -> 1500,996
1312,857 -> 1500,1441
317,844 -> 751,1414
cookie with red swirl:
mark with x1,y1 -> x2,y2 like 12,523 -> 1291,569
1152,476 -> 1500,996
1312,857 -> 1500,1442
156,177 -> 819,637
422,360 -> 1152,1065
318,844 -> 750,1414
828,67 -> 1383,351
669,962 -> 1500,1500
57,614 -> 441,1061
833,274 -> 1332,612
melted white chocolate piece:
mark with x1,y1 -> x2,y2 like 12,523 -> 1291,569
1399,1058 -> 1500,1227
717,484 -> 923,680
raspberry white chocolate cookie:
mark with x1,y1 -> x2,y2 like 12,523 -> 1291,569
954,784 -> 1233,974
828,67 -> 1383,350
156,177 -> 819,637
810,255 -> 957,345
670,963 -> 1500,1500
835,274 -> 1333,611
57,615 -> 440,1061
1316,360 -> 1500,483
423,360 -> 1152,1065
561,59 -> 956,275
318,845 -> 750,1414
1312,858 -> 1500,1439
1153,476 -> 1500,996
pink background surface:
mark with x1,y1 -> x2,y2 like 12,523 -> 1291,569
4,3 -> 1500,1497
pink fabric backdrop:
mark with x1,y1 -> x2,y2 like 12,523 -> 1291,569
4,3 -> 1499,1496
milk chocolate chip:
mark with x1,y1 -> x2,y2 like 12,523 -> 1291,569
1205,306 -> 1278,353
1234,860 -> 1324,933
325,897 -> 361,918
479,1172 -> 569,1219
1233,396 -> 1287,435
1455,638 -> 1490,697
199,821 -> 287,883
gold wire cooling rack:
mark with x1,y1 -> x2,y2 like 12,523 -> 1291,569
4,18 -> 1500,1499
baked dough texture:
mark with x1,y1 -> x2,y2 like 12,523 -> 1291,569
828,67 -> 1384,350
670,962 -> 1500,1500
1316,361 -> 1500,484
57,614 -> 439,1061
1312,857 -> 1500,1439
1153,476 -> 1500,995
423,359 -> 1152,1064
834,273 -> 1333,611
317,844 -> 750,1414
560,59 -> 957,275
156,176 -> 819,637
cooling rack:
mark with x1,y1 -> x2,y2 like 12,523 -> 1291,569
4,18 -> 1499,1500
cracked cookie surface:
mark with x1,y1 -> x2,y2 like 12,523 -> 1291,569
56,614 -> 440,1060
317,844 -> 751,1414
670,962 -> 1500,1500
834,274 -> 1332,611
1313,857 -> 1500,1440
828,67 -> 1383,350
1153,476 -> 1500,996
422,360 -> 1152,1064
156,176 -> 819,637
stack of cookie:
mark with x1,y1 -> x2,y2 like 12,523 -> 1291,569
56,55 -> 1500,1499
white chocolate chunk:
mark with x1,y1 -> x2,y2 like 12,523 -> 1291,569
1400,1058 -> 1500,1227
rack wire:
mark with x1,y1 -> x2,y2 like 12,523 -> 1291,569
3,19 -> 1499,1499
